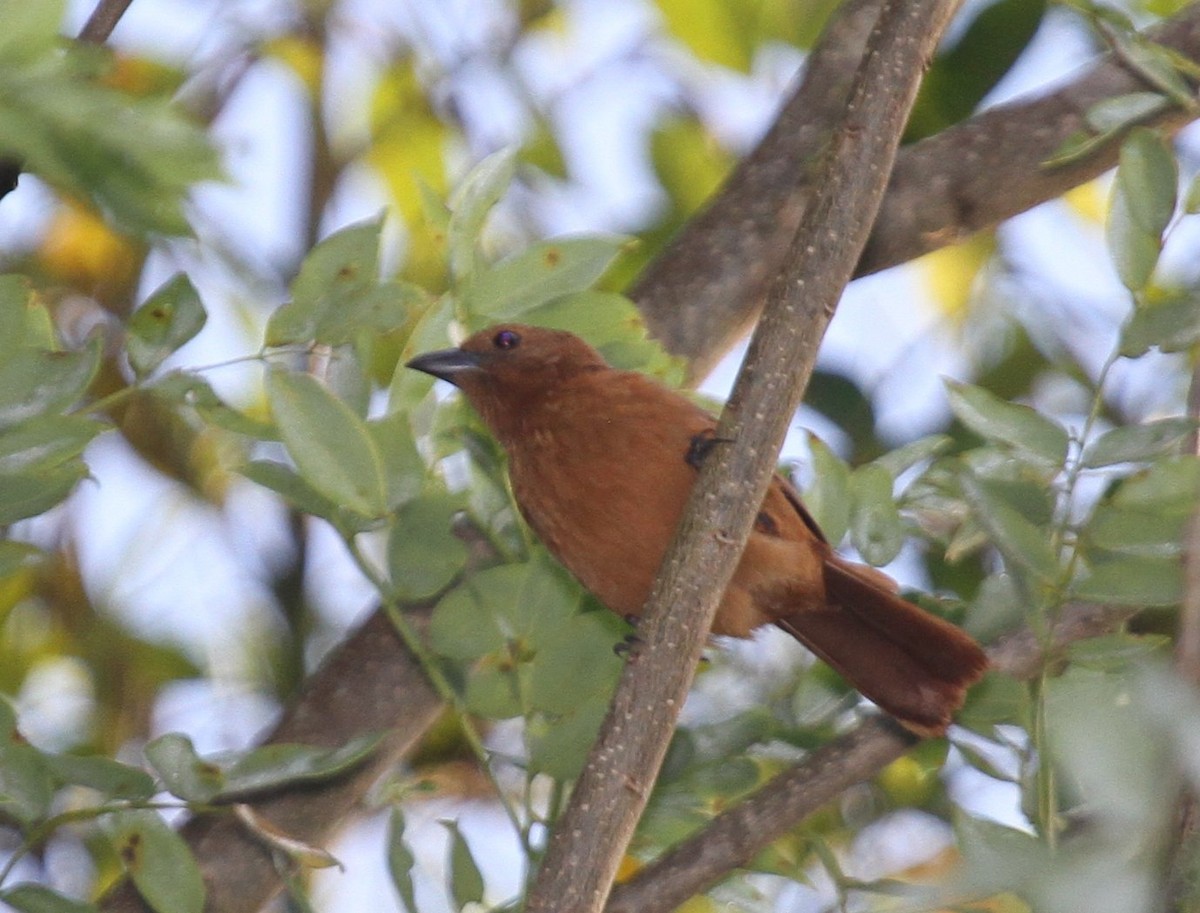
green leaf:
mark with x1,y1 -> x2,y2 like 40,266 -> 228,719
0,884 -> 100,913
944,380 -> 1068,467
1070,556 -> 1182,606
463,236 -> 629,320
464,661 -> 525,719
144,733 -> 224,803
126,274 -> 206,376
1111,456 -> 1200,514
0,43 -> 221,236
0,462 -> 89,524
848,463 -> 905,566
1085,92 -> 1170,133
0,740 -> 54,825
962,573 -> 1025,641
526,700 -> 608,780
0,415 -> 103,474
239,460 -> 372,532
442,820 -> 485,908
802,435 -> 851,545
1120,292 -> 1200,356
1085,503 -> 1184,558
0,0 -> 63,60
1082,418 -> 1196,467
1067,633 -> 1170,671
1107,178 -> 1161,292
387,493 -> 468,601
44,753 -> 155,800
874,433 -> 952,479
108,809 -> 205,913
527,612 -> 623,716
0,340 -> 101,430
267,218 -> 383,346
219,733 -> 383,798
366,412 -> 425,511
447,148 -> 517,278
960,472 -> 1060,583
1115,127 -> 1178,238
429,557 -> 584,662
266,369 -> 388,519
387,810 -> 419,913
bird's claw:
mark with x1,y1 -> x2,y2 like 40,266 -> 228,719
613,632 -> 641,658
685,429 -> 734,468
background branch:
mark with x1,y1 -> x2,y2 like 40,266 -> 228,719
606,602 -> 1134,913
634,1 -> 1200,378
523,0 -> 960,909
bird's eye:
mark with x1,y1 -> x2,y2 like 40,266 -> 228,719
493,329 -> 521,351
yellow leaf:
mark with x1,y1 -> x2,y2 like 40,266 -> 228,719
654,0 -> 755,71
650,117 -> 733,216
265,35 -> 324,97
918,232 -> 996,324
39,202 -> 141,295
1064,178 -> 1107,225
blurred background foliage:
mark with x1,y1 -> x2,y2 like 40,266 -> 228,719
2,0 -> 1200,911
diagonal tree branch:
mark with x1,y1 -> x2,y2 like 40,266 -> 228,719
634,0 -> 1200,379
606,602 -> 1134,913
523,0 -> 961,909
78,0 -> 135,44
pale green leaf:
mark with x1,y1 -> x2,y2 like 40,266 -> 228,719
126,274 -> 206,376
1115,127 -> 1178,237
848,463 -> 904,566
447,148 -> 517,278
1107,180 -> 1161,291
108,809 -> 205,913
266,369 -> 388,518
0,340 -> 101,430
387,811 -> 418,913
960,473 -> 1060,582
463,236 -> 629,320
388,493 -> 468,601
442,820 -> 485,908
0,415 -> 104,475
1070,556 -> 1182,606
1120,292 -> 1200,356
1082,418 -> 1196,467
0,884 -> 100,913
945,380 -> 1068,466
802,435 -> 851,545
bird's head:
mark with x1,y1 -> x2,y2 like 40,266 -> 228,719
405,324 -> 609,435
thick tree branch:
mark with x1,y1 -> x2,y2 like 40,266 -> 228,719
633,1 -> 1200,378
606,602 -> 1133,913
523,0 -> 959,910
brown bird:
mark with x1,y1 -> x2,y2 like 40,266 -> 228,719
407,324 -> 988,736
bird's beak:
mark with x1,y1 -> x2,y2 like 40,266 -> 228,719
405,347 -> 484,384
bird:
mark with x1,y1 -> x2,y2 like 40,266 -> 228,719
407,323 -> 988,736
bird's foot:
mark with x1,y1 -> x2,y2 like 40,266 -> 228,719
613,631 -> 641,658
685,429 -> 734,468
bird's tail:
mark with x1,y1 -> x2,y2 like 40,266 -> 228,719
775,556 -> 988,736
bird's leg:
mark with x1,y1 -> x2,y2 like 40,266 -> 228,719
685,428 -> 734,469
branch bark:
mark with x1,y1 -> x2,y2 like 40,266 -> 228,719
606,602 -> 1134,913
633,1 -> 1200,378
523,0 -> 960,909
